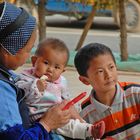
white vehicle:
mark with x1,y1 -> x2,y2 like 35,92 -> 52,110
115,0 -> 140,32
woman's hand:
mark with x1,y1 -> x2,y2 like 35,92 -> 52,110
69,105 -> 84,123
39,100 -> 71,132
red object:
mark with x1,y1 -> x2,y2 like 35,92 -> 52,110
62,92 -> 87,110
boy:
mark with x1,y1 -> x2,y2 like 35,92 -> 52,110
74,43 -> 140,140
16,38 -> 105,139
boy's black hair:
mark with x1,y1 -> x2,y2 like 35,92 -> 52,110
35,38 -> 69,65
74,43 -> 116,76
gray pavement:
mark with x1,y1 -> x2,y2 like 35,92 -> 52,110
17,64 -> 140,100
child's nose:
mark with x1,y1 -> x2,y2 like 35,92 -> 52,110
105,70 -> 112,79
47,66 -> 54,72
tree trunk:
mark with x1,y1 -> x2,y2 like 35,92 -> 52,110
119,0 -> 128,61
75,5 -> 95,51
38,0 -> 46,41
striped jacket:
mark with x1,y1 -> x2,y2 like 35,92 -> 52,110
80,82 -> 140,140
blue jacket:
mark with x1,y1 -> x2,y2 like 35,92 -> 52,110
0,64 -> 51,140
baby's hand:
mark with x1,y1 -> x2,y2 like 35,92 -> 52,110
40,75 -> 48,81
91,121 -> 105,139
37,79 -> 47,92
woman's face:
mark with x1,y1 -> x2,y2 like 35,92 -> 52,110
0,29 -> 37,70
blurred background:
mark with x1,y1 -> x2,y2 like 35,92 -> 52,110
2,0 -> 140,72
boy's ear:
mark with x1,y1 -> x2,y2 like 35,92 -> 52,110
79,76 -> 90,85
31,56 -> 37,67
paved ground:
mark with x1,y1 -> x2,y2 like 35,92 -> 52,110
17,64 -> 140,104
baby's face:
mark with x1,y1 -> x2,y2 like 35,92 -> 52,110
33,47 -> 67,82
86,54 -> 118,94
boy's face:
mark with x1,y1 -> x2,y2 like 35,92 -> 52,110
0,29 -> 36,70
80,54 -> 118,94
32,46 -> 67,82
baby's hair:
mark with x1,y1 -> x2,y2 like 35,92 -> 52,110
35,38 -> 69,64
74,43 -> 116,76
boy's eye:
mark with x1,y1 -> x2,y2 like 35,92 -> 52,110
111,65 -> 114,69
97,69 -> 103,74
110,65 -> 115,70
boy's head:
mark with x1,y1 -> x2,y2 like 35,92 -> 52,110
0,2 -> 36,69
74,43 -> 118,94
31,38 -> 69,82
74,43 -> 116,77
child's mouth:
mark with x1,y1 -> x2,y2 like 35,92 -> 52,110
105,81 -> 114,85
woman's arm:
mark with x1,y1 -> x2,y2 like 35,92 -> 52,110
0,101 -> 71,140
0,123 -> 50,140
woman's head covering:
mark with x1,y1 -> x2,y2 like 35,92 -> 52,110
0,2 -> 36,55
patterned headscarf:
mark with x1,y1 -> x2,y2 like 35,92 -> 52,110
0,2 -> 36,55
